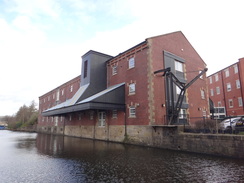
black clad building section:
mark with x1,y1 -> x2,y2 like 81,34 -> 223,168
42,51 -> 125,117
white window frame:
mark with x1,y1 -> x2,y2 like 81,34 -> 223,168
234,64 -> 238,74
129,106 -> 136,118
216,87 -> 220,95
129,83 -> 136,95
112,65 -> 117,75
238,97 -> 243,107
112,110 -> 117,119
56,90 -> 60,101
215,74 -> 219,82
175,60 -> 183,72
202,110 -> 207,117
224,69 -> 229,78
98,111 -> 106,127
201,89 -> 205,99
227,83 -> 231,92
61,89 -> 64,96
54,116 -> 58,126
128,57 -> 135,69
229,99 -> 233,108
179,109 -> 187,119
209,76 -> 212,84
70,85 -> 73,92
90,111 -> 94,120
210,89 -> 214,96
236,79 -> 240,89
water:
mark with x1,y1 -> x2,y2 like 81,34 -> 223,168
0,130 -> 244,183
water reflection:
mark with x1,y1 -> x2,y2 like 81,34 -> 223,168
35,133 -> 244,183
1,131 -> 244,183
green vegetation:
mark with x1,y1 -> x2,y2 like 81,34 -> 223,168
3,101 -> 38,130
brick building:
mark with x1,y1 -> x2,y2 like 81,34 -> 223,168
38,31 -> 209,143
208,58 -> 244,118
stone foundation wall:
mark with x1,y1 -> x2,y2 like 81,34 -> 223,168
37,125 -> 244,158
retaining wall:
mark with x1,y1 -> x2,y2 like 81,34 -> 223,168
37,125 -> 244,158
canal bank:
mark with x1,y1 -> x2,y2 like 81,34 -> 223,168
37,125 -> 244,159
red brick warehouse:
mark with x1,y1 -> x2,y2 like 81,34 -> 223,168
38,31 -> 209,143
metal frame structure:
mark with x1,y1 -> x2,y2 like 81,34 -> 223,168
154,67 -> 208,125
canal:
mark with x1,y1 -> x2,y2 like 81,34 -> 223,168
0,130 -> 244,183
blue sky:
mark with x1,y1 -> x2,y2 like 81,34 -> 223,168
0,0 -> 243,115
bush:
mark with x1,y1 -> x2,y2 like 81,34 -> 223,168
193,119 -> 217,133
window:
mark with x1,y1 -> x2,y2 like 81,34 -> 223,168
224,69 -> 229,77
129,83 -> 135,95
227,83 -> 231,92
48,96 -> 50,101
83,60 -> 88,78
54,116 -> 58,126
210,89 -> 214,96
78,113 -> 82,120
238,97 -> 243,107
234,64 -> 238,74
216,87 -> 220,95
175,60 -> 183,72
112,65 -> 117,75
61,89 -> 64,96
199,71 -> 203,79
179,109 -> 187,119
129,106 -> 136,118
98,112 -> 106,127
128,57 -> 135,69
90,111 -> 94,120
236,79 -> 240,89
215,74 -> 219,82
70,85 -> 73,92
69,115 -> 72,121
112,110 -> 117,119
56,90 -> 60,101
202,110 -> 207,117
200,89 -> 205,99
229,99 -> 233,108
209,77 -> 212,84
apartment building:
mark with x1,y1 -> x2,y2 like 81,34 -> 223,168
208,58 -> 244,118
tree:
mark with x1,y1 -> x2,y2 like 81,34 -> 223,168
6,101 -> 39,130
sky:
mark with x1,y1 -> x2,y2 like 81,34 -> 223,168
0,0 -> 243,116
